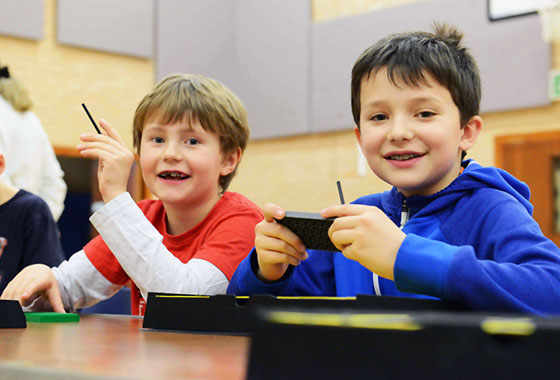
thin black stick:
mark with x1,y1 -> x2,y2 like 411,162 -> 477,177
81,103 -> 102,134
336,180 -> 345,205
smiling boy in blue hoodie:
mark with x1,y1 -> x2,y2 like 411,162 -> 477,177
227,24 -> 560,314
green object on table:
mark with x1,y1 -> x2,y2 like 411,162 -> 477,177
25,312 -> 80,323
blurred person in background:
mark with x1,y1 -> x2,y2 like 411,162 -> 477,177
0,63 -> 67,220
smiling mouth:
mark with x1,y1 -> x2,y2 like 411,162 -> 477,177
158,171 -> 190,180
386,153 -> 425,161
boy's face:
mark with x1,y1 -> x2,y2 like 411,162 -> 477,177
139,117 -> 237,209
355,67 -> 477,197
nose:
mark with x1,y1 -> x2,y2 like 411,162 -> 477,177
386,118 -> 414,142
162,142 -> 183,161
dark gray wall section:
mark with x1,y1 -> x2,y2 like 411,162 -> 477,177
156,0 -> 236,82
156,0 -> 310,139
471,12 -> 549,113
233,0 -> 310,139
311,0 -> 550,132
57,0 -> 153,58
0,0 -> 44,40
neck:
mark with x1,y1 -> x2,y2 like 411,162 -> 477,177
0,182 -> 18,205
164,192 -> 222,235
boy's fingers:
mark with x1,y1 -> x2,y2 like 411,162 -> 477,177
79,148 -> 116,162
0,286 -> 13,300
329,229 -> 354,250
79,134 -> 126,152
17,277 -> 48,305
256,234 -> 307,261
259,249 -> 301,267
321,204 -> 371,218
77,141 -> 122,156
329,214 -> 361,233
45,287 -> 65,313
99,119 -> 126,145
257,222 -> 306,253
20,291 -> 41,307
1,276 -> 31,301
262,203 -> 285,222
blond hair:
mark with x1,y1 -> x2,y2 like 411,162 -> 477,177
133,74 -> 250,193
0,66 -> 33,112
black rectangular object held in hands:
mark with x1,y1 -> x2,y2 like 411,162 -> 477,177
275,211 -> 338,252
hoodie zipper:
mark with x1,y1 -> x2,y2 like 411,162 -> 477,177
400,200 -> 409,229
373,198 -> 409,296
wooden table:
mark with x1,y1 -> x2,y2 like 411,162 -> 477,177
0,314 -> 249,379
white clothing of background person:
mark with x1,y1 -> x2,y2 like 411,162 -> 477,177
0,66 -> 67,220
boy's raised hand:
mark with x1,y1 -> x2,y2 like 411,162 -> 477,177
77,119 -> 135,203
1,264 -> 65,313
322,204 -> 406,281
254,203 -> 308,282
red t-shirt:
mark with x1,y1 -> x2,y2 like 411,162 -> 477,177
83,192 -> 263,315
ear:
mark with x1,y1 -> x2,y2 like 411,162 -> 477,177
0,154 -> 5,176
354,125 -> 366,154
459,115 -> 482,151
220,147 -> 242,176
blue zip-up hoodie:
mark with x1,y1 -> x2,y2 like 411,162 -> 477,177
227,161 -> 560,314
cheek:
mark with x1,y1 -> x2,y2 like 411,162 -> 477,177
139,150 -> 156,173
192,149 -> 221,168
139,153 -> 149,168
360,132 -> 383,156
419,128 -> 452,147
139,160 -> 151,181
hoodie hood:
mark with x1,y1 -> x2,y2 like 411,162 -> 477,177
452,160 -> 532,213
380,160 -> 533,219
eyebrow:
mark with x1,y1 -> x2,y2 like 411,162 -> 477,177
408,96 -> 442,105
143,123 -> 195,133
363,96 -> 442,109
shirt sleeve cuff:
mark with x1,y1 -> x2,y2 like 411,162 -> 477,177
393,233 -> 456,298
243,248 -> 296,293
90,192 -> 143,231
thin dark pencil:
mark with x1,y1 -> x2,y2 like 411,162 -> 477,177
81,103 -> 102,134
336,180 -> 345,205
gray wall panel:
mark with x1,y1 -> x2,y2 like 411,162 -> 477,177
57,0 -> 153,58
472,13 -> 550,112
156,0 -> 236,82
311,0 -> 550,133
311,0 -> 463,132
0,0 -> 44,40
233,0 -> 309,138
156,0 -> 548,138
156,0 -> 310,139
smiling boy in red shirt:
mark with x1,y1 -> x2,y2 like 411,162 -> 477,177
3,74 -> 263,314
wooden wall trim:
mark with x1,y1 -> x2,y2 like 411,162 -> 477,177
495,131 -> 560,168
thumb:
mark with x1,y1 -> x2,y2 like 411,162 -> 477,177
263,203 -> 285,222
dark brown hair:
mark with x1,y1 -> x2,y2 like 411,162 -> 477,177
351,23 -> 481,130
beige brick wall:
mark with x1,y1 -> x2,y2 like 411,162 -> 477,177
1,0 -> 558,211
312,0 -> 422,21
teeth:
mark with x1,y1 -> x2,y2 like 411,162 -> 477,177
160,172 -> 188,179
389,153 -> 419,161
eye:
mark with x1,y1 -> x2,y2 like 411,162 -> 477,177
370,114 -> 388,122
151,136 -> 164,143
417,111 -> 436,118
186,138 -> 199,145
